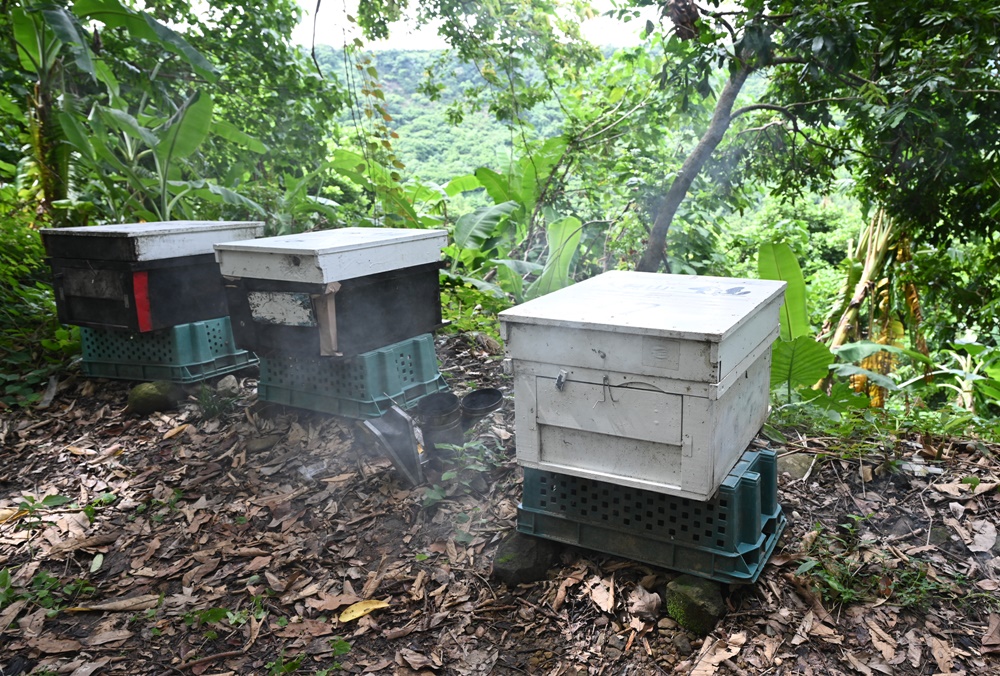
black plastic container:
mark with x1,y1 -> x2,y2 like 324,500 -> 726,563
416,392 -> 463,456
460,388 -> 503,429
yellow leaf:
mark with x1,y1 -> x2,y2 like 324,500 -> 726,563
163,424 -> 189,440
338,599 -> 389,623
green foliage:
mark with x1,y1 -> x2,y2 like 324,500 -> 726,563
796,520 -> 961,610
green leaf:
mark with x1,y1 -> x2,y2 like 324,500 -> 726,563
73,0 -> 218,81
41,494 -> 71,508
474,167 -> 513,205
453,201 -> 518,250
444,174 -> 481,197
211,119 -> 268,154
833,340 -> 932,365
41,8 -> 95,79
156,92 -> 213,161
771,336 -> 834,392
524,216 -> 583,300
828,364 -> 899,391
758,242 -> 809,340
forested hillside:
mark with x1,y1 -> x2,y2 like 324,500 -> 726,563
315,47 -> 565,186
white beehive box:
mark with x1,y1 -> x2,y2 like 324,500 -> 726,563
499,271 -> 786,500
213,227 -> 449,357
214,227 -> 447,283
42,221 -> 264,332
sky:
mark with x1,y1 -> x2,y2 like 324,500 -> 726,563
291,1 -> 657,50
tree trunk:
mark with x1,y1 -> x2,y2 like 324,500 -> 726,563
636,64 -> 752,272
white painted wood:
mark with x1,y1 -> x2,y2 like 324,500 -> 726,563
213,227 -> 447,283
535,377 -> 683,445
511,348 -> 774,500
499,270 -> 785,382
41,221 -> 264,260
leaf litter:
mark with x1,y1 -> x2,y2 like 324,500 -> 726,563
0,333 -> 997,674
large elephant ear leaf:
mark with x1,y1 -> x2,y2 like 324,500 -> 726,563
771,336 -> 834,396
454,201 -> 518,250
759,242 -> 809,341
155,92 -> 213,163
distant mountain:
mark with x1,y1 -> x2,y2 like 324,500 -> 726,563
314,47 -> 564,186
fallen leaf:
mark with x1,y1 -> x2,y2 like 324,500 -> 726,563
81,629 -> 133,646
552,566 -> 586,612
691,632 -> 746,676
397,647 -> 435,670
982,613 -> 1000,655
844,650 -> 874,675
338,598 -> 389,623
69,657 -> 111,676
927,636 -> 953,674
0,599 -> 28,633
26,636 -> 82,653
865,619 -> 898,661
584,575 -> 615,613
64,593 -> 161,612
163,423 -> 190,440
627,584 -> 662,620
306,592 -> 361,611
968,520 -> 997,553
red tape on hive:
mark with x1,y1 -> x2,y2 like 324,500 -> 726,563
132,271 -> 152,332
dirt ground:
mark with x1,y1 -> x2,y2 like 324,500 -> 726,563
1,333 -> 999,675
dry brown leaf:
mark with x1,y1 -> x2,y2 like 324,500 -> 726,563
690,632 -> 746,676
0,599 -> 28,634
865,618 -> 898,661
981,613 -> 1000,655
26,636 -> 82,653
927,636 -> 954,674
552,566 -> 586,612
397,647 -> 435,670
48,532 -> 121,556
272,618 -> 335,639
627,584 -> 662,621
584,575 -> 615,613
968,520 -> 997,553
68,657 -> 111,676
64,593 -> 160,612
81,629 -> 133,646
844,650 -> 874,675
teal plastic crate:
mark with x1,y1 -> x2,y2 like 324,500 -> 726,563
257,333 -> 449,419
516,507 -> 785,584
521,450 -> 779,554
517,448 -> 784,584
80,317 -> 257,383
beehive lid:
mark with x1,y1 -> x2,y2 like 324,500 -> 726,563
42,221 -> 264,262
214,227 -> 448,284
499,271 -> 786,342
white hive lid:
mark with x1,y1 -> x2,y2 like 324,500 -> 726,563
41,221 -> 264,261
498,270 -> 787,342
214,227 -> 448,284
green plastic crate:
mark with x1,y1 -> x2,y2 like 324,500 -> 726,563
521,449 -> 780,555
257,333 -> 449,419
517,507 -> 785,584
80,317 -> 257,383
517,448 -> 784,584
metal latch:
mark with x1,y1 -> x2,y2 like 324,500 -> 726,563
555,369 -> 568,391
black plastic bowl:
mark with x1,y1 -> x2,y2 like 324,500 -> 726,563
461,388 -> 503,416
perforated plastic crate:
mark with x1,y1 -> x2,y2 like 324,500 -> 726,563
257,333 -> 449,419
517,508 -> 784,584
522,449 -> 779,552
80,317 -> 257,383
517,449 -> 784,584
